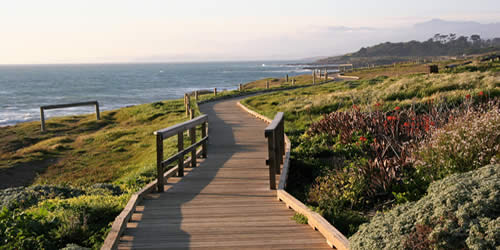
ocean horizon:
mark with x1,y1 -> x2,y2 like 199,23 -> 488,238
0,61 -> 310,126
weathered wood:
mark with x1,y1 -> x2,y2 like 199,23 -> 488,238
95,102 -> 101,120
286,74 -> 289,82
195,91 -> 199,101
156,134 -> 164,192
40,101 -> 100,132
214,88 -> 217,96
264,112 -> 284,134
201,122 -> 207,158
40,100 -> 99,110
265,130 -> 277,190
237,101 -> 347,249
154,115 -> 208,139
40,107 -> 46,132
266,80 -> 270,89
190,127 -> 196,168
177,132 -> 184,177
239,84 -> 243,91
115,99 -> 333,250
277,190 -> 349,250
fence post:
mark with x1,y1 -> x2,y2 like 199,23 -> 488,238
313,71 -> 316,84
156,134 -> 164,192
184,94 -> 189,117
292,78 -> 295,86
95,102 -> 100,120
286,74 -> 289,82
214,88 -> 217,96
40,107 -> 46,132
201,122 -> 207,158
239,84 -> 243,91
195,91 -> 199,101
266,80 -> 269,89
177,132 -> 184,177
190,127 -> 197,168
265,131 -> 277,190
325,70 -> 328,81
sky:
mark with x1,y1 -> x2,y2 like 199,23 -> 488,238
1,0 -> 500,64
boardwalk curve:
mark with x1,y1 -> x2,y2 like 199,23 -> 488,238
118,97 -> 331,249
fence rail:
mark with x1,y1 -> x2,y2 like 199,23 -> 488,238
40,101 -> 100,132
264,112 -> 285,189
154,114 -> 208,192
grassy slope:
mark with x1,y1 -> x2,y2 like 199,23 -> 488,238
0,98 -> 202,188
242,61 -> 500,133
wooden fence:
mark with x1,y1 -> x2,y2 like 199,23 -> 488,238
154,114 -> 208,192
40,101 -> 100,132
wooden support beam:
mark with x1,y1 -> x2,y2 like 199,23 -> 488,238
190,127 -> 196,168
201,122 -> 207,158
156,134 -> 164,192
177,132 -> 184,177
40,107 -> 46,132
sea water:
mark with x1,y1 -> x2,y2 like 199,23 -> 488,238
0,61 -> 309,126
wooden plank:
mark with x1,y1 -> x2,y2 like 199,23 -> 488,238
41,100 -> 98,110
277,190 -> 349,250
264,112 -> 284,135
154,114 -> 208,139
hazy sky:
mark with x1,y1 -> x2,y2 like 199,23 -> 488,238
1,0 -> 500,64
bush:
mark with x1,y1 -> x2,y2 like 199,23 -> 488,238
414,107 -> 500,183
349,164 -> 500,250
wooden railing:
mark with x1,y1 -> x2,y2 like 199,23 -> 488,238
264,112 -> 285,190
154,114 -> 208,192
40,100 -> 100,132
239,103 -> 350,250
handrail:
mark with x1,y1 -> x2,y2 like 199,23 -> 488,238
264,112 -> 285,189
39,100 -> 100,132
238,102 -> 350,250
153,114 -> 208,192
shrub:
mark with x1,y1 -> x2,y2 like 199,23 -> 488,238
414,107 -> 500,183
349,164 -> 500,250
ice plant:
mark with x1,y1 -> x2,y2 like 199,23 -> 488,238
466,94 -> 471,100
394,106 -> 400,111
360,136 -> 367,142
479,91 -> 484,96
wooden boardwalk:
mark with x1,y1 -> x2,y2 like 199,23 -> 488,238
118,97 -> 330,249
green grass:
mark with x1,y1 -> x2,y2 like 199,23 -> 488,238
292,213 -> 308,224
242,65 -> 500,133
240,58 -> 500,237
0,97 -> 203,248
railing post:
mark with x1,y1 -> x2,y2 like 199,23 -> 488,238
156,134 -> 164,192
265,131 -> 277,190
184,94 -> 189,117
190,127 -> 197,168
195,91 -> 199,101
274,129 -> 281,175
95,102 -> 101,120
40,107 -> 46,132
201,122 -> 207,158
177,131 -> 184,177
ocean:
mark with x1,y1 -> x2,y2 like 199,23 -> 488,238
0,61 -> 309,126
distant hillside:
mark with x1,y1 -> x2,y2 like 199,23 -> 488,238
316,34 -> 500,65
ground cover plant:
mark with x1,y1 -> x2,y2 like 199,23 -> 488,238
349,164 -> 500,250
241,58 -> 500,241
